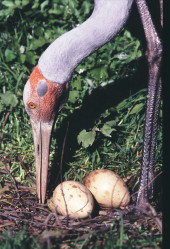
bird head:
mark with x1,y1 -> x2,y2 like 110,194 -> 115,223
23,66 -> 68,203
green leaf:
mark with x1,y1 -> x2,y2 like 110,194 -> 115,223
100,109 -> 112,119
68,90 -> 80,103
40,0 -> 49,11
32,0 -> 39,9
22,0 -> 29,7
5,49 -> 16,62
116,100 -> 129,112
159,109 -> 162,118
101,124 -> 115,137
90,67 -> 101,80
129,103 -> 144,115
29,37 -> 47,50
105,120 -> 117,127
25,52 -> 39,65
19,54 -> 26,63
15,0 -> 22,7
0,92 -> 18,107
100,66 -> 108,80
2,0 -> 15,8
72,76 -> 82,90
48,8 -> 64,15
77,129 -> 96,148
0,103 -> 3,112
110,60 -> 117,70
89,66 -> 108,80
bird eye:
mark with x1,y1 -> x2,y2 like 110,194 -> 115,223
28,102 -> 36,109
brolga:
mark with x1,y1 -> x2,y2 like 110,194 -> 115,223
23,0 -> 162,206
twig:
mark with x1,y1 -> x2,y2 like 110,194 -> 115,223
0,108 -> 13,139
146,203 -> 162,233
135,202 -> 162,233
44,211 -> 62,228
59,121 -> 70,182
3,157 -> 20,199
159,0 -> 163,27
18,156 -> 36,184
59,121 -> 70,226
130,171 -> 162,199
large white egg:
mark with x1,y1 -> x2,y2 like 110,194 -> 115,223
83,169 -> 130,208
52,181 -> 94,219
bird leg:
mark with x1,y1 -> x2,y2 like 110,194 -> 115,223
135,0 -> 162,207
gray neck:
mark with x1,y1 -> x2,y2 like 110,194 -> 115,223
38,0 -> 133,84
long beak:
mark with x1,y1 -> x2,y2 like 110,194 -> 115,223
31,121 -> 53,203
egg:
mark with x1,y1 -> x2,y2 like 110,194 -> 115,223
47,197 -> 55,212
83,169 -> 130,208
52,181 -> 94,218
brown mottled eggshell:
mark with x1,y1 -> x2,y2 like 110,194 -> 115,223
52,181 -> 94,219
83,169 -> 130,208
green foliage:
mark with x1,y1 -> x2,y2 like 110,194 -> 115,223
0,91 -> 18,111
0,219 -> 162,249
0,229 -> 41,249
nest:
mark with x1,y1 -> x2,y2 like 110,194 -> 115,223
0,180 -> 162,247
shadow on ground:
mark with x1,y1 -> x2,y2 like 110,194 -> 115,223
47,56 -> 148,194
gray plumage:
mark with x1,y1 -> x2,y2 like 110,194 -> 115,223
38,0 -> 133,84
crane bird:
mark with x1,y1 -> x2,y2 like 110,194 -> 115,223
23,0 -> 162,205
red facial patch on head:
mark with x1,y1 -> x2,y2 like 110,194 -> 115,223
27,66 -> 65,123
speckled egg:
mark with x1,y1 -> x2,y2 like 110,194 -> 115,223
83,169 -> 130,208
52,181 -> 94,218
